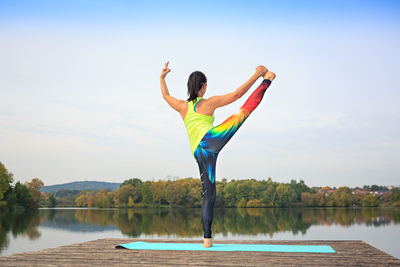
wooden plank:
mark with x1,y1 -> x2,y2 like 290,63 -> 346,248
0,239 -> 399,266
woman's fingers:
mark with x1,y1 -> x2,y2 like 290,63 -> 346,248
163,62 -> 170,72
161,62 -> 171,78
256,65 -> 268,76
257,65 -> 267,74
261,66 -> 268,74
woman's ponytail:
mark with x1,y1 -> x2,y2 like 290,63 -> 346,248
187,71 -> 207,104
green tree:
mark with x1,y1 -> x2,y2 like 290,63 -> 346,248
370,184 -> 385,192
236,182 -> 251,202
275,183 -> 289,207
25,178 -> 44,208
290,179 -> 310,202
261,182 -> 276,207
362,194 -> 379,207
0,161 -> 14,200
382,191 -> 392,203
237,197 -> 247,207
121,178 -> 143,203
333,187 -> 352,207
6,182 -> 34,210
117,185 -> 135,207
107,191 -> 115,207
223,182 -> 237,207
215,182 -> 225,207
48,194 -> 56,208
187,187 -> 202,207
142,181 -> 153,204
121,178 -> 143,188
150,180 -> 167,204
353,192 -> 365,206
312,192 -> 326,206
75,194 -> 88,207
326,194 -> 335,207
165,182 -> 185,205
128,196 -> 134,207
301,192 -> 313,206
392,189 -> 400,201
93,190 -> 112,208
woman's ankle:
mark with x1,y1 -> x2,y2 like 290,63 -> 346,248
203,238 -> 212,247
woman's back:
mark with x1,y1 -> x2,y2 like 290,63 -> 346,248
181,98 -> 214,120
183,97 -> 215,155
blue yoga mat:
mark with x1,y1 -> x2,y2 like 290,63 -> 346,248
115,241 -> 336,253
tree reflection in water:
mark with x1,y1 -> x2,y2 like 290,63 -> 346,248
1,207 -> 399,253
37,207 -> 400,237
0,209 -> 41,254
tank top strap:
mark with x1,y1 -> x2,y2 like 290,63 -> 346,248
193,97 -> 203,112
187,97 -> 203,113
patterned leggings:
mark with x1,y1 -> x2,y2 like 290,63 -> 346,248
193,79 -> 272,238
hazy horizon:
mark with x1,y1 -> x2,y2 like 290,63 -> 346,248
1,0 -> 399,187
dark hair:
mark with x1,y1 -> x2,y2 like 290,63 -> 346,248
187,71 -> 207,104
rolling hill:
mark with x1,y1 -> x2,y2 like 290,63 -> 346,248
40,181 -> 121,193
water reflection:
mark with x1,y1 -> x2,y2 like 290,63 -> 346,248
1,207 -> 399,254
0,210 -> 41,254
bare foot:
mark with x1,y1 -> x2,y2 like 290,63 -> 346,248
263,71 -> 276,81
203,238 -> 212,248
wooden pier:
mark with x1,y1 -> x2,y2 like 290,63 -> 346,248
1,239 -> 399,266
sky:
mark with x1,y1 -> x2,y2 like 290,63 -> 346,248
0,0 -> 399,187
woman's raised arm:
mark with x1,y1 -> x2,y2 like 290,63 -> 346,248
206,65 -> 268,110
160,61 -> 186,112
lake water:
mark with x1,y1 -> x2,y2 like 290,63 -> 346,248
1,207 -> 399,259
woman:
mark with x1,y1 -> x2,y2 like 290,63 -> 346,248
160,61 -> 275,248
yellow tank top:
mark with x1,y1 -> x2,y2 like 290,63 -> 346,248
184,97 -> 214,155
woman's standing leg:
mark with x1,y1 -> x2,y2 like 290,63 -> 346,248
194,145 -> 217,239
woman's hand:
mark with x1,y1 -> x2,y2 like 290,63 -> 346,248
160,61 -> 171,79
255,65 -> 268,78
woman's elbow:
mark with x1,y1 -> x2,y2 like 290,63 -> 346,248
232,92 -> 241,101
162,94 -> 170,101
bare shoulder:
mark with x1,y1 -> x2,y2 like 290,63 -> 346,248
179,99 -> 188,120
195,97 -> 215,116
177,98 -> 187,109
180,100 -> 188,112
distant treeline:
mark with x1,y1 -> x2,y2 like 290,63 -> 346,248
2,160 -> 399,210
44,177 -> 400,209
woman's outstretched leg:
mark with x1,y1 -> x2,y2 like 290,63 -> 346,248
199,78 -> 273,169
